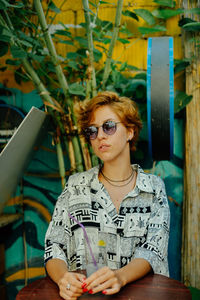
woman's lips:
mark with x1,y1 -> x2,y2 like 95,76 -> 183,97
99,144 -> 110,151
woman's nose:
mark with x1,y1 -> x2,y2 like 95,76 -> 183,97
97,126 -> 106,139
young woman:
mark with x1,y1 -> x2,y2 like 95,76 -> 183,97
44,91 -> 170,300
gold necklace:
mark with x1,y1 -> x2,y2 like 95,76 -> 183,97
100,168 -> 134,182
100,169 -> 135,187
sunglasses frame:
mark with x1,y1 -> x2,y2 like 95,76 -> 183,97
84,120 -> 121,140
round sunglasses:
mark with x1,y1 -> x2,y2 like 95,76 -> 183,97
84,120 -> 121,140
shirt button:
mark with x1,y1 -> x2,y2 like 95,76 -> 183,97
120,232 -> 124,237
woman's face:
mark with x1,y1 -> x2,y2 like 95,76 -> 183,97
89,105 -> 133,163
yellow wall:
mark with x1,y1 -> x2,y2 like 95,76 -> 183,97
0,0 -> 183,93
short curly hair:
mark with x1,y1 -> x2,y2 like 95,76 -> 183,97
74,91 -> 142,152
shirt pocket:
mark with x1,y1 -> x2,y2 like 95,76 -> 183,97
123,212 -> 151,238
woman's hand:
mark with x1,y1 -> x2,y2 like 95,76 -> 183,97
84,266 -> 123,295
57,271 -> 86,300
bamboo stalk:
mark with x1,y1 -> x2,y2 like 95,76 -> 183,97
71,136 -> 84,172
56,138 -> 66,189
34,0 -> 85,173
82,0 -> 97,97
89,145 -> 99,167
34,0 -> 69,97
21,58 -> 55,105
102,0 -> 124,89
80,136 -> 92,170
67,139 -> 76,174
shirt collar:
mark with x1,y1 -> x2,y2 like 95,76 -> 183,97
134,165 -> 154,193
90,164 -> 154,194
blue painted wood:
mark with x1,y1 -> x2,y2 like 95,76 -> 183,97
147,37 -> 174,161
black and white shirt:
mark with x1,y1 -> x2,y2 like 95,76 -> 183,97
44,164 -> 170,276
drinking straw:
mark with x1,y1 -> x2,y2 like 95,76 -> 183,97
68,212 -> 98,271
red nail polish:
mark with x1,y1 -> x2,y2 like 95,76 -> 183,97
88,290 -> 93,294
82,283 -> 87,288
102,290 -> 107,294
83,288 -> 88,293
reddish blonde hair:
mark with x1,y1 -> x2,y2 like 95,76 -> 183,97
75,91 -> 142,152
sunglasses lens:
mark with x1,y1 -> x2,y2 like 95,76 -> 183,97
85,126 -> 98,140
103,121 -> 117,135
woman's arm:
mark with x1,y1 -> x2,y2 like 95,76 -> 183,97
46,258 -> 86,299
46,258 -> 69,284
115,258 -> 152,287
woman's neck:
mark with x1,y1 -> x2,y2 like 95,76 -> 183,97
101,160 -> 132,182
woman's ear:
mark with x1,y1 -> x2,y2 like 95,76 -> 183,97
127,127 -> 134,141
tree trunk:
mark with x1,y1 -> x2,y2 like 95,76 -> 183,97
181,0 -> 200,289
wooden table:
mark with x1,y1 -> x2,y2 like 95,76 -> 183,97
16,273 -> 191,300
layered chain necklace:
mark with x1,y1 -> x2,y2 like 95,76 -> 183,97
100,168 -> 135,187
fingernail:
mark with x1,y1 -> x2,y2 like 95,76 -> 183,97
102,290 -> 107,294
82,282 -> 87,288
88,289 -> 93,294
83,288 -> 88,293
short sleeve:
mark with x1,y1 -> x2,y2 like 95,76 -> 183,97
133,176 -> 170,276
44,184 -> 71,265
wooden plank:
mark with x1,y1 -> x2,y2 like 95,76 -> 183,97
182,1 -> 200,288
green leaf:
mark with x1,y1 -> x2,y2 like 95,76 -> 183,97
28,53 -> 45,63
152,8 -> 184,19
134,9 -> 155,25
174,59 -> 190,74
89,1 -> 97,8
119,24 -> 133,37
178,17 -> 196,27
1,28 -> 13,38
48,1 -> 61,13
11,46 -> 27,59
0,67 -> 7,71
18,39 -> 33,48
174,91 -> 193,113
100,37 -> 111,45
6,59 -> 21,66
188,8 -> 200,15
117,38 -> 130,44
99,1 -> 110,4
67,61 -> 79,71
74,36 -> 88,47
138,25 -> 166,34
0,35 -> 11,42
54,29 -> 72,38
93,48 -> 102,62
58,40 -> 74,46
122,10 -> 139,21
0,1 -> 6,9
153,0 -> 176,8
14,67 -> 29,84
182,22 -> 200,32
0,41 -> 8,57
0,0 -> 24,9
128,79 -> 146,90
67,52 -> 79,60
68,83 -> 85,96
134,72 -> 147,80
126,64 -> 140,71
120,62 -> 128,71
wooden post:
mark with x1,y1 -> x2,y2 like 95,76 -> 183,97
181,0 -> 200,289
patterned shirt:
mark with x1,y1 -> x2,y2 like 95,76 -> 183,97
44,164 -> 170,276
